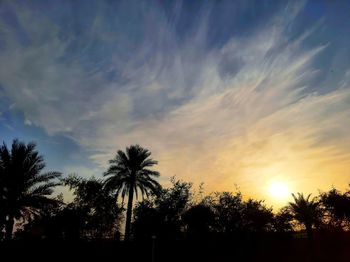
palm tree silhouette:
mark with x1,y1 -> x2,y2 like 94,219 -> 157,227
0,139 -> 61,240
289,193 -> 321,240
104,145 -> 161,241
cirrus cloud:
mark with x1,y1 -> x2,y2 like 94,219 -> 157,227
0,1 -> 350,206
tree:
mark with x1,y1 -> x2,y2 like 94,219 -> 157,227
64,175 -> 124,239
183,204 -> 215,239
205,192 -> 244,234
242,199 -> 274,233
155,178 -> 192,239
14,194 -> 65,240
273,207 -> 294,233
288,193 -> 322,240
133,199 -> 161,240
18,176 -> 124,240
0,139 -> 61,240
133,178 -> 192,240
104,145 -> 161,241
320,188 -> 350,230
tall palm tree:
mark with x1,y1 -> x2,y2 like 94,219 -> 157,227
0,139 -> 61,240
288,193 -> 321,240
104,145 -> 161,241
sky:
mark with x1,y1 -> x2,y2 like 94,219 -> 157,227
0,0 -> 350,208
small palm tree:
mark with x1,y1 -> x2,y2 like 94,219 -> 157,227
104,145 -> 161,241
289,193 -> 321,239
0,139 -> 61,240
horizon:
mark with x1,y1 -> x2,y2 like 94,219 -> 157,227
1,0 -> 350,209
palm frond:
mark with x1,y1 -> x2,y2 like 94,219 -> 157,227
0,139 -> 61,233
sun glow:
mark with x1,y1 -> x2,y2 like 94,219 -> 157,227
268,181 -> 290,200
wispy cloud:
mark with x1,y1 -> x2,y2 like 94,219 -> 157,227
0,1 -> 350,205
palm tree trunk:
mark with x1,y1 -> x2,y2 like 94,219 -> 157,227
124,184 -> 135,241
5,214 -> 14,241
305,223 -> 314,251
306,223 -> 313,240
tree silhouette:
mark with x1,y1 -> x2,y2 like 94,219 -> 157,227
155,178 -> 192,239
183,204 -> 215,239
205,192 -> 244,234
133,178 -> 192,240
133,199 -> 161,240
320,188 -> 350,230
64,175 -> 123,239
288,193 -> 321,240
0,139 -> 61,240
273,207 -> 294,233
104,145 -> 161,241
242,199 -> 274,232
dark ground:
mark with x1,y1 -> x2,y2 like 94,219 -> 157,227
1,233 -> 350,262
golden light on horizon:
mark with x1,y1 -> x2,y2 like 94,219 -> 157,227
268,181 -> 290,201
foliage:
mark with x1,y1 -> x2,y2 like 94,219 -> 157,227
0,139 -> 61,240
242,199 -> 274,232
204,192 -> 244,234
319,188 -> 350,229
132,199 -> 161,239
63,175 -> 124,239
273,207 -> 294,233
133,178 -> 192,240
3,139 -> 350,242
183,204 -> 215,238
288,193 -> 322,238
17,176 -> 124,240
103,144 -> 161,240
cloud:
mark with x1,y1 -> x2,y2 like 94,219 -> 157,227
0,1 -> 350,206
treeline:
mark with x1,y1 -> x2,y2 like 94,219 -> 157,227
1,139 -> 350,242
133,181 -> 350,241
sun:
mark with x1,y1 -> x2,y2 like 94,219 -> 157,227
268,181 -> 290,200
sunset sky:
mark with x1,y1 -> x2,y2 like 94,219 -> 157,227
1,0 -> 350,208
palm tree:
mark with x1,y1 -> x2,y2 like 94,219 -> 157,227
104,145 -> 161,241
0,139 -> 61,240
288,193 -> 321,240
